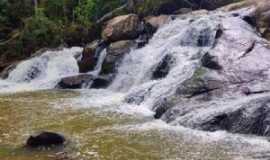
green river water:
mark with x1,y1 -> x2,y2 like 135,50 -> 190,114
0,90 -> 245,160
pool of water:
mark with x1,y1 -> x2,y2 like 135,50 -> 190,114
0,90 -> 268,160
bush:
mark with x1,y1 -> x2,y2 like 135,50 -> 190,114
74,0 -> 122,25
20,9 -> 63,55
0,0 -> 8,26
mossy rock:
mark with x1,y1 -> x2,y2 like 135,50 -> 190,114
177,67 -> 208,97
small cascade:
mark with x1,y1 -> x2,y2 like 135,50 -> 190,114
88,49 -> 108,77
0,47 -> 83,92
109,14 -> 220,109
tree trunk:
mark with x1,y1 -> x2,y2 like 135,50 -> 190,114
33,0 -> 38,15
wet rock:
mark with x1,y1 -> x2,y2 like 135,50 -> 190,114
152,55 -> 175,79
158,10 -> 270,137
153,98 -> 173,119
102,14 -> 141,42
57,74 -> 93,89
0,63 -> 17,79
57,74 -> 111,89
101,40 -> 136,75
242,15 -> 257,27
91,76 -> 111,89
77,41 -> 99,73
201,52 -> 222,70
107,40 -> 135,56
200,98 -> 270,136
26,132 -> 65,148
220,0 -> 270,40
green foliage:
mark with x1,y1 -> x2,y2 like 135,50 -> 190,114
20,9 -> 63,55
6,0 -> 35,27
134,0 -> 174,16
0,0 -> 8,25
74,0 -> 97,26
74,0 -> 122,25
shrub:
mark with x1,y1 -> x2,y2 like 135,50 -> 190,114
20,9 -> 63,55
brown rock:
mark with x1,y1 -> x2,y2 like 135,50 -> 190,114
102,14 -> 141,42
78,41 -> 99,73
144,15 -> 171,30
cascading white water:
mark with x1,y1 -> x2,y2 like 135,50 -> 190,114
1,7 -> 270,159
89,49 -> 108,76
0,47 -> 82,93
109,14 -> 220,110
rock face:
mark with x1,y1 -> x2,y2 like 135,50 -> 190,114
116,7 -> 270,137
26,132 -> 65,148
159,9 -> 270,136
102,14 -> 141,42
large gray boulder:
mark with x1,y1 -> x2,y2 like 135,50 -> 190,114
158,9 -> 270,136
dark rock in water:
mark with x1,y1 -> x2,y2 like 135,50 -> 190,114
78,41 -> 98,73
91,76 -> 111,89
78,40 -> 107,73
0,63 -> 17,79
152,55 -> 175,79
57,74 -> 93,89
242,15 -> 257,27
26,132 -> 65,148
101,40 -> 136,75
125,91 -> 147,105
153,98 -> 173,119
180,27 -> 215,47
154,107 -> 167,119
201,52 -> 222,70
57,74 -> 111,89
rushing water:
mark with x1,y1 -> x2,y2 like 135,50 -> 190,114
1,8 -> 270,160
1,90 -> 270,160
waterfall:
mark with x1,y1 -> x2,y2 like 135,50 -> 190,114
1,7 -> 270,138
88,49 -> 108,77
109,14 -> 220,110
0,47 -> 82,92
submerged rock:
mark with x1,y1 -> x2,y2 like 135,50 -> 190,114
26,132 -> 65,148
